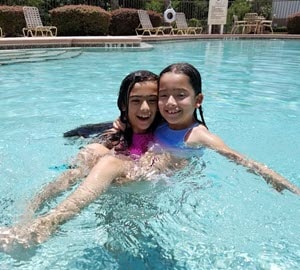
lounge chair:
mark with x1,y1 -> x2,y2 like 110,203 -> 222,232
230,15 -> 247,34
135,10 -> 173,36
22,6 -> 57,37
173,12 -> 203,35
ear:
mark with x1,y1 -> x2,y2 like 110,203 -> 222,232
195,93 -> 203,108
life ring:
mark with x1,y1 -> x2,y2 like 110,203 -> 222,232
164,8 -> 176,23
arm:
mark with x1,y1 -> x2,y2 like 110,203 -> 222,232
188,126 -> 300,195
217,146 -> 300,195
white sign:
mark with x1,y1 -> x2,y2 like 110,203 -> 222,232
208,0 -> 228,25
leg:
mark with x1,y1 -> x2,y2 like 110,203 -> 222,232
26,143 -> 112,214
3,155 -> 128,248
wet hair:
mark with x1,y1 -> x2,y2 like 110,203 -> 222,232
117,70 -> 161,147
159,62 -> 207,128
63,70 -> 161,152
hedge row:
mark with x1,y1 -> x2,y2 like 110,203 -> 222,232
0,5 -> 164,37
287,12 -> 300,34
2,4 -> 300,36
0,5 -> 25,37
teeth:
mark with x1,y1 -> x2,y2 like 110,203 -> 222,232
167,109 -> 179,114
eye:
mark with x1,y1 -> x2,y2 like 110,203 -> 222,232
159,93 -> 167,98
130,98 -> 141,104
177,92 -> 186,99
148,97 -> 158,104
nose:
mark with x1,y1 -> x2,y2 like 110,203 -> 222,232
166,95 -> 177,106
140,100 -> 150,111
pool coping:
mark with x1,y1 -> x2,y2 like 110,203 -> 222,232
0,36 -> 142,50
0,34 -> 300,50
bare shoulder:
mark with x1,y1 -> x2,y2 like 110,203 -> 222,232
186,124 -> 227,150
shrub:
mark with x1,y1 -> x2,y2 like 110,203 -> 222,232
188,18 -> 201,27
109,8 -> 139,35
0,5 -> 25,37
146,0 -> 164,13
49,5 -> 111,36
147,10 -> 164,27
227,0 -> 251,26
109,8 -> 163,35
287,12 -> 300,34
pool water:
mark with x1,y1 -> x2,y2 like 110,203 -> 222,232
0,39 -> 300,269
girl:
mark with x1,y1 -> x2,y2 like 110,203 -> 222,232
0,70 -> 164,250
26,70 -> 162,214
154,62 -> 300,195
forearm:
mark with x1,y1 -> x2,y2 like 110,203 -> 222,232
219,149 -> 300,195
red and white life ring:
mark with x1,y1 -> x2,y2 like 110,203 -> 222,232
164,8 -> 176,23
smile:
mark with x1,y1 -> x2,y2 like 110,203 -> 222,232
165,108 -> 180,114
137,115 -> 151,120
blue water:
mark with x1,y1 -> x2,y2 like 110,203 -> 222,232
0,39 -> 300,269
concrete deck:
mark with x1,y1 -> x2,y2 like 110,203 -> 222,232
0,34 -> 299,50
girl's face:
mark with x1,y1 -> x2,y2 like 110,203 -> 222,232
158,72 -> 203,130
127,81 -> 158,133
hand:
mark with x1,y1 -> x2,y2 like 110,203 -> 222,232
113,117 -> 125,132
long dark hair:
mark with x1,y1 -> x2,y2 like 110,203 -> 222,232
159,63 -> 207,128
64,70 -> 162,150
117,70 -> 161,146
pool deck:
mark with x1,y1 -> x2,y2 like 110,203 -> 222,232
0,34 -> 300,49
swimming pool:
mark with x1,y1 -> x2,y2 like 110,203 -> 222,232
0,39 -> 299,269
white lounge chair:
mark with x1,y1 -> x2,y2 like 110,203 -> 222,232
135,10 -> 173,36
22,6 -> 57,37
174,12 -> 202,35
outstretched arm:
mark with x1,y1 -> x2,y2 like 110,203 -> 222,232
218,146 -> 300,195
188,126 -> 300,195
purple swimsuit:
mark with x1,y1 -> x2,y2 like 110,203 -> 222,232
128,133 -> 154,157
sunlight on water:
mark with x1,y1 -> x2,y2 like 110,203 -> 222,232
0,39 -> 300,269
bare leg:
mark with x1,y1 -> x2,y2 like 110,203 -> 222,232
26,143 -> 112,214
6,155 -> 128,248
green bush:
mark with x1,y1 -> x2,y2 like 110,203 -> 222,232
146,0 -> 164,13
49,5 -> 111,36
227,0 -> 251,25
287,12 -> 300,34
188,18 -> 201,27
109,8 -> 139,35
0,5 -> 25,37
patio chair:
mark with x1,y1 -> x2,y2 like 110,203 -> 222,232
243,13 -> 260,34
258,19 -> 273,34
230,15 -> 247,34
22,6 -> 57,37
135,10 -> 173,36
174,13 -> 203,35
